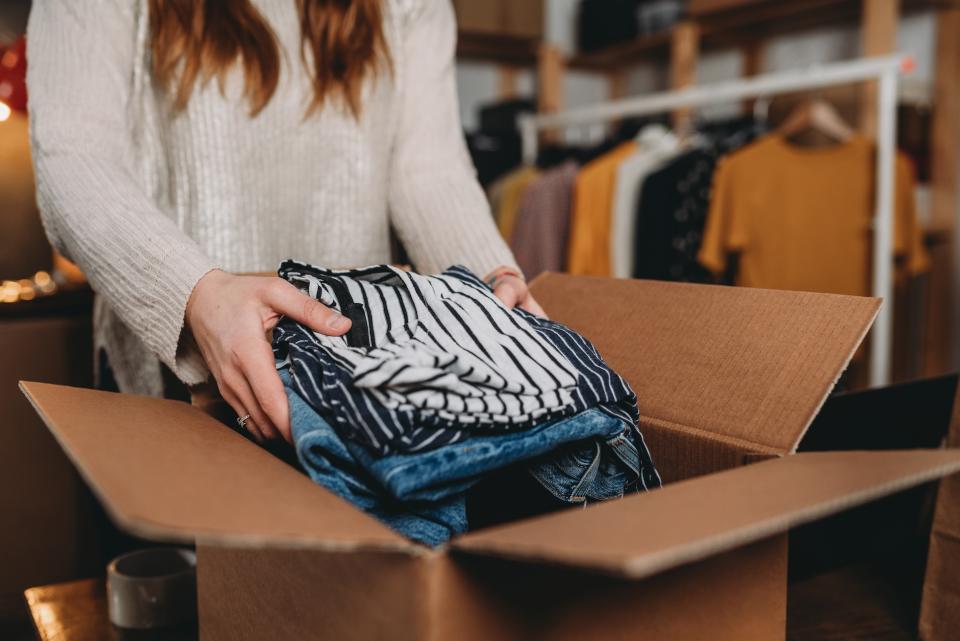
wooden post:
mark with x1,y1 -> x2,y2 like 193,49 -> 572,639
860,0 -> 898,137
670,21 -> 700,129
740,41 -> 765,114
496,65 -> 520,100
931,8 -> 960,231
608,69 -> 629,101
537,43 -> 565,143
929,8 -> 960,374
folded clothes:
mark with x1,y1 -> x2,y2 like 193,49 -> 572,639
274,261 -> 580,455
273,262 -> 661,546
285,369 -> 639,545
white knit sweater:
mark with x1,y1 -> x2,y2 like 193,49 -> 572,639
27,0 -> 518,396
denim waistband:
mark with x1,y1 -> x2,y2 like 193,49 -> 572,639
528,427 -> 643,503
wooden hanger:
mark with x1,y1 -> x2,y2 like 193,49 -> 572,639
778,99 -> 854,143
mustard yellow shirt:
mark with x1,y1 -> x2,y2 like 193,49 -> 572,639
567,141 -> 638,276
699,134 -> 929,296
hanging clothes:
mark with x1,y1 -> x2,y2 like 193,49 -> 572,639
492,166 -> 540,241
510,161 -> 579,278
698,133 -> 930,295
567,140 -> 639,276
630,123 -> 762,283
610,125 -> 682,278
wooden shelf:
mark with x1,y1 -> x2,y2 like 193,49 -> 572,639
566,0 -> 958,72
456,31 -> 539,66
568,30 -> 672,71
694,0 -> 911,48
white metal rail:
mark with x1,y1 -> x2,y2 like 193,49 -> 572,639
519,55 -> 911,387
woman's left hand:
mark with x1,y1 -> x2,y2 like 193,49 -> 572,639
486,267 -> 547,318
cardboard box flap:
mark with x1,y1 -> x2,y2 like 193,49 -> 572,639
452,450 -> 960,579
529,273 -> 880,455
19,382 -> 416,553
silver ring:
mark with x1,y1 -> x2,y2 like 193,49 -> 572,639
237,414 -> 252,430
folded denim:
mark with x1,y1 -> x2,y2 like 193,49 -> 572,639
347,402 -> 629,504
284,370 -> 464,546
282,369 -> 645,546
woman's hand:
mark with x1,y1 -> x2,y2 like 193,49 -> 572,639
486,267 -> 546,318
185,269 -> 351,444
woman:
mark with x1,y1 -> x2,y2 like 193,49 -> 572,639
27,0 -> 541,444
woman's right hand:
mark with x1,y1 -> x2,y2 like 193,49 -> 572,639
184,269 -> 351,444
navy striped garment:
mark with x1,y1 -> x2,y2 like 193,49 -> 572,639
273,261 -> 660,488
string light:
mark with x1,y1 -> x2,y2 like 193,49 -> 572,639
0,102 -> 10,123
0,271 -> 60,303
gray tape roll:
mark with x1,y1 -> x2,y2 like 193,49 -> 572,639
106,548 -> 197,630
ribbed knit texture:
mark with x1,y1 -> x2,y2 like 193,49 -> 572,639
27,0 -> 517,396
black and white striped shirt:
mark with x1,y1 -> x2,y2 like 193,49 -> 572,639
273,260 -> 657,489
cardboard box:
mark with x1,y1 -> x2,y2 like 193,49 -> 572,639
18,274 -> 960,641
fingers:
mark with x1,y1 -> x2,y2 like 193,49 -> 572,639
218,356 -> 281,442
492,276 -> 525,309
493,275 -> 548,318
238,337 -> 293,443
521,296 -> 548,318
217,383 -> 267,443
264,279 -> 351,336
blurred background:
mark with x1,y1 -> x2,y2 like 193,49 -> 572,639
1,0 -> 959,638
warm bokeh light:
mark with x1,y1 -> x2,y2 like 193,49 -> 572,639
0,272 -> 59,303
35,271 -> 57,294
17,278 -> 35,300
1,280 -> 21,303
0,102 -> 10,123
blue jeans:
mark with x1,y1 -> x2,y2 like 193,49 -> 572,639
282,369 -> 644,546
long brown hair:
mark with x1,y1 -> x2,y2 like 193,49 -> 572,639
149,0 -> 391,118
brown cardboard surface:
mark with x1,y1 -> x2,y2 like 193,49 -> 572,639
529,273 -> 880,456
198,547 -> 432,641
197,536 -> 786,641
639,415 -> 760,483
447,536 -> 787,641
453,450 -> 960,579
920,377 -> 960,641
18,381 -> 414,553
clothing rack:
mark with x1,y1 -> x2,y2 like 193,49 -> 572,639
519,54 -> 912,387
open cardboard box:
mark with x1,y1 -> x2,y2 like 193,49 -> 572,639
18,273 -> 960,641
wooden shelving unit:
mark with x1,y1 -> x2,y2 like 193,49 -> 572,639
456,31 -> 540,67
455,0 -> 959,378
567,31 -> 673,71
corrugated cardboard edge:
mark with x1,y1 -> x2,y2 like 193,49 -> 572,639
643,415 -> 783,457
529,272 -> 882,456
777,297 -> 881,454
18,381 -> 423,556
453,453 -> 960,581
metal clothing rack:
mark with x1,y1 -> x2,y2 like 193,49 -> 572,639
519,55 -> 912,387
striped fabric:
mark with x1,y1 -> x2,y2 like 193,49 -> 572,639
273,260 -> 658,490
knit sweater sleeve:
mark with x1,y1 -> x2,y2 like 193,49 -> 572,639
27,0 -> 218,385
387,0 -> 520,278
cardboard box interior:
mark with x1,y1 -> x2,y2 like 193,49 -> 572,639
789,374 -> 958,638
18,273 -> 960,641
